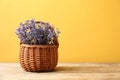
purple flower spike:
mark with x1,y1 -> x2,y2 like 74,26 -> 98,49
16,19 -> 60,45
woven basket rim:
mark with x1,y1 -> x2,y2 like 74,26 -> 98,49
20,44 -> 59,48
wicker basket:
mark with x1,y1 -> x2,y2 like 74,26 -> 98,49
19,44 -> 59,72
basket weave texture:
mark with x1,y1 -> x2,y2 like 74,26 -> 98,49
20,44 -> 58,72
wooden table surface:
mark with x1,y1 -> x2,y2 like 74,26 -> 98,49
0,63 -> 120,80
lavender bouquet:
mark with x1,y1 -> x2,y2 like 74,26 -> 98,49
16,19 -> 60,45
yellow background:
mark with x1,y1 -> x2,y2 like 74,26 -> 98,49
0,0 -> 120,62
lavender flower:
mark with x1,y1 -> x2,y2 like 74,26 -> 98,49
16,19 -> 60,45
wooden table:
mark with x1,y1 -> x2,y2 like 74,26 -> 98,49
0,63 -> 120,80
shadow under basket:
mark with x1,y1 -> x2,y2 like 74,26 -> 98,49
19,44 -> 59,72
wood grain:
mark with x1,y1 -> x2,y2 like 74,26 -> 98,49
0,63 -> 120,80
